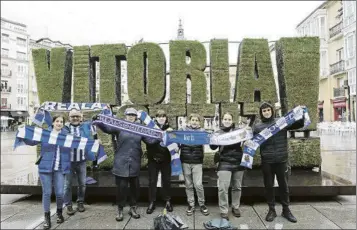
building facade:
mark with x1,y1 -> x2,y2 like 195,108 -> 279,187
28,38 -> 72,118
296,1 -> 352,122
1,17 -> 30,123
342,0 -> 356,121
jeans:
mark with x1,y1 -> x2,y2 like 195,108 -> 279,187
39,171 -> 65,212
182,163 -> 205,206
262,162 -> 290,209
64,161 -> 87,206
217,170 -> 244,214
148,159 -> 171,202
115,176 -> 140,208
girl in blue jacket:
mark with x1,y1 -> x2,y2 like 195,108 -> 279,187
24,115 -> 71,229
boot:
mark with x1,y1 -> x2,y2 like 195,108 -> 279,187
56,209 -> 64,224
77,202 -> 85,212
265,208 -> 277,222
43,212 -> 51,230
146,202 -> 156,214
282,207 -> 297,223
66,205 -> 76,215
165,200 -> 173,212
115,207 -> 124,222
128,206 -> 140,219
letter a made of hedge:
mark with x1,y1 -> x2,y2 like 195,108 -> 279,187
32,47 -> 72,104
91,44 -> 127,105
235,39 -> 277,115
276,37 -> 319,130
127,43 -> 166,105
169,40 -> 207,104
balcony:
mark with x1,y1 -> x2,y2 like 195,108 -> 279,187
1,69 -> 12,77
329,21 -> 343,39
1,87 -> 11,93
333,87 -> 345,98
1,104 -> 11,109
330,60 -> 345,75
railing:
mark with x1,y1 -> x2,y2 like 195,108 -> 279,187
1,104 -> 11,109
329,21 -> 343,38
333,87 -> 345,98
330,60 -> 345,75
1,87 -> 11,93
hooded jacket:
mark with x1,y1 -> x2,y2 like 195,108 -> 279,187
254,102 -> 304,164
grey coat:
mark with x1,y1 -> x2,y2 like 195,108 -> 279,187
96,121 -> 157,177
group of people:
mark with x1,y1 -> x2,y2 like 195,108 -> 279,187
30,101 -> 304,229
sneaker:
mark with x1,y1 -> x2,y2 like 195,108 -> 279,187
186,205 -> 195,216
66,205 -> 76,215
232,207 -> 241,217
77,202 -> 85,212
200,205 -> 209,216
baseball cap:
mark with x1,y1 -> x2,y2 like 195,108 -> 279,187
124,108 -> 138,116
69,109 -> 82,118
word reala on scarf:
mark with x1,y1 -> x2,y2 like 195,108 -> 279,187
14,126 -> 105,161
240,106 -> 311,169
137,111 -> 182,176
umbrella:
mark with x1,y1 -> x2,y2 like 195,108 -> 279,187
1,116 -> 14,120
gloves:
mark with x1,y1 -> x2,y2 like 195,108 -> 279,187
92,115 -> 99,121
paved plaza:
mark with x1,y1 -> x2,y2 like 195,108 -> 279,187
1,131 -> 356,229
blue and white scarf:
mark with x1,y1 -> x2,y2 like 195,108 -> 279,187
137,111 -> 182,176
240,106 -> 311,169
14,125 -> 105,161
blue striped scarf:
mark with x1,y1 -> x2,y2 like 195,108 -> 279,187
240,106 -> 311,169
14,126 -> 105,161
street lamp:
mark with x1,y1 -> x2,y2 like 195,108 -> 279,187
344,80 -> 351,122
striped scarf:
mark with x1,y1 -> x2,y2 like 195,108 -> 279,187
240,106 -> 311,169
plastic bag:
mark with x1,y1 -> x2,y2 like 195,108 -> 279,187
153,209 -> 184,230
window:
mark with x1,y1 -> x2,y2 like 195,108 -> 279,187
320,17 -> 326,39
345,34 -> 355,59
1,33 -> 9,43
348,69 -> 356,85
16,37 -> 26,46
1,98 -> 8,108
16,52 -> 26,60
320,50 -> 328,76
336,48 -> 344,61
338,78 -> 345,88
1,80 -> 8,89
1,48 -> 9,57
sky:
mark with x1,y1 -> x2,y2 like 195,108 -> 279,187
1,1 -> 323,46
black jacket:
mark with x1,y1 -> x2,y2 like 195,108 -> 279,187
254,102 -> 304,164
179,126 -> 204,164
210,124 -> 246,171
146,120 -> 171,163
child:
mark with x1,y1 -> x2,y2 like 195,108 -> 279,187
179,113 -> 209,216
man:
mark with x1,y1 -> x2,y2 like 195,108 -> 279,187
253,102 -> 305,223
64,109 -> 98,215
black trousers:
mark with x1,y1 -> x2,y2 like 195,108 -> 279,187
148,159 -> 171,202
115,176 -> 140,208
262,162 -> 290,209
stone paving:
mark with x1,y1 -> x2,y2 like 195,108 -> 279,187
0,194 -> 355,229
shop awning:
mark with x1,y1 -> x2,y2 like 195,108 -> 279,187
0,111 -> 11,117
10,111 -> 29,117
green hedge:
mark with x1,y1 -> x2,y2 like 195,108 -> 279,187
73,46 -> 90,102
32,47 -> 69,104
169,40 -> 207,104
210,39 -> 230,103
235,39 -> 277,116
127,43 -> 166,105
91,44 -> 127,104
275,37 -> 320,130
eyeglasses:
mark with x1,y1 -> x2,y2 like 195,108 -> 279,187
70,116 -> 81,118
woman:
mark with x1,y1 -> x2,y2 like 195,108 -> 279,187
93,107 -> 157,221
145,109 -> 173,214
24,115 -> 71,229
210,112 -> 247,220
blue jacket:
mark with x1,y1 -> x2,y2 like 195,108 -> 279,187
24,127 -> 71,174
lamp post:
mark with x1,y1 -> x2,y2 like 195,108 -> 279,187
344,81 -> 351,122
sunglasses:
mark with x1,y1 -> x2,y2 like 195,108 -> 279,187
70,116 -> 81,118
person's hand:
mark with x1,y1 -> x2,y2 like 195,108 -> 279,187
92,115 -> 99,121
97,139 -> 102,145
18,123 -> 25,129
166,127 -> 173,132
